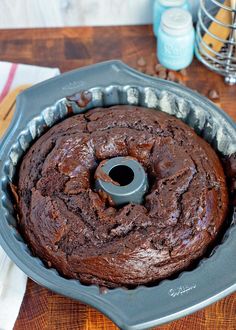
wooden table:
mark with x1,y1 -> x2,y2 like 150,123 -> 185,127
0,26 -> 235,330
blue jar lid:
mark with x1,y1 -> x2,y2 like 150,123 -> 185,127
161,8 -> 193,36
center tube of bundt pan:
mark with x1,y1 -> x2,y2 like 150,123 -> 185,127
95,156 -> 149,206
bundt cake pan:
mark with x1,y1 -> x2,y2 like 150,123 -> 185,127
0,61 -> 235,330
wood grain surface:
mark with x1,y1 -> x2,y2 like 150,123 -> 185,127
0,25 -> 235,330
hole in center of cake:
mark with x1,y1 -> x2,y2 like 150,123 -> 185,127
109,165 -> 134,186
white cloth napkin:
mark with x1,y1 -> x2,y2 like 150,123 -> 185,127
0,61 -> 60,330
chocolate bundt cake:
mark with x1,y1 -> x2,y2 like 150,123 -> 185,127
17,106 -> 228,287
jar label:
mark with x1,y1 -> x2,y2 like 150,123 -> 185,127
163,44 -> 186,57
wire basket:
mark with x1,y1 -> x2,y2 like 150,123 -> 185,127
195,0 -> 236,85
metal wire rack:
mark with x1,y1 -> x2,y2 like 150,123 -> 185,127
195,0 -> 236,85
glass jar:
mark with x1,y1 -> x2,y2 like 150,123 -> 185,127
157,8 -> 195,70
153,0 -> 190,37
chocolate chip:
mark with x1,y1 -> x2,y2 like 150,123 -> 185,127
155,63 -> 166,73
180,69 -> 187,76
157,70 -> 167,79
137,56 -> 147,67
208,89 -> 220,100
167,71 -> 178,82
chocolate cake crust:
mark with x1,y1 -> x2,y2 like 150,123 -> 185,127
17,106 -> 228,287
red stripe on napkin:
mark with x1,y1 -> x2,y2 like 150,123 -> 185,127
0,63 -> 18,102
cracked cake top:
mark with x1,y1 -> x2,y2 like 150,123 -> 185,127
17,106 -> 228,287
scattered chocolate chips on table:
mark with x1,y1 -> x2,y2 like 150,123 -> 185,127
136,57 -> 188,85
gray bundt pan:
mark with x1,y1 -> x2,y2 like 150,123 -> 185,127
0,61 -> 235,330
